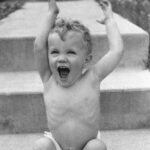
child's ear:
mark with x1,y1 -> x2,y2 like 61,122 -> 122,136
82,55 -> 92,75
85,54 -> 92,64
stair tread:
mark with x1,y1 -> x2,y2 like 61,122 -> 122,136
0,1 -> 147,38
101,69 -> 150,91
0,69 -> 150,94
0,71 -> 43,94
0,129 -> 150,150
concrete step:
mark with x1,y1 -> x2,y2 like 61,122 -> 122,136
101,69 -> 150,130
0,1 -> 148,72
0,69 -> 150,133
0,129 -> 150,150
0,72 -> 48,134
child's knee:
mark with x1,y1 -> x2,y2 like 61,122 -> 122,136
34,137 -> 56,150
84,139 -> 107,150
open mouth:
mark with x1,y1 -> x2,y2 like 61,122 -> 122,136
57,66 -> 70,79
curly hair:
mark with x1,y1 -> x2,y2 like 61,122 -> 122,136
52,18 -> 93,54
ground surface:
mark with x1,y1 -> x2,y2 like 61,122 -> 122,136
0,130 -> 150,150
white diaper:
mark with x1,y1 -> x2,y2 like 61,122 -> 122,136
44,131 -> 101,150
44,131 -> 62,150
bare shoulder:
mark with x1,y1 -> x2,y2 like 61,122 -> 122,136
83,67 -> 101,86
43,75 -> 53,92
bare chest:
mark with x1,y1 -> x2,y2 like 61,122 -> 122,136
44,76 -> 100,119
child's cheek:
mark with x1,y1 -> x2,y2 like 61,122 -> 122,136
49,57 -> 57,71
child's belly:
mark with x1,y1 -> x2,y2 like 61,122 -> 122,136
51,119 -> 99,150
46,99 -> 101,150
45,99 -> 100,150
44,76 -> 101,150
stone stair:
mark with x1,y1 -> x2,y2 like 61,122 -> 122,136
0,1 -> 148,71
0,0 -> 149,134
1,129 -> 150,150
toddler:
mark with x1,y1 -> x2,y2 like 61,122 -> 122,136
33,0 -> 123,150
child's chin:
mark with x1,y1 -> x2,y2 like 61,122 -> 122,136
57,76 -> 71,87
58,80 -> 71,87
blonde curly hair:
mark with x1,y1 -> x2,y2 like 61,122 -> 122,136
52,18 -> 93,54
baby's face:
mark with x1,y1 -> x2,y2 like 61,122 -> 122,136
48,31 -> 91,87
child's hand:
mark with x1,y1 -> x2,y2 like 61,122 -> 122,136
96,0 -> 113,24
48,0 -> 59,14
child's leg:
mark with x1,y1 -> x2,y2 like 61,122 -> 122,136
83,139 -> 107,150
33,137 -> 57,150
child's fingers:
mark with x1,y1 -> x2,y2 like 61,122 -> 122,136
48,0 -> 59,14
48,0 -> 52,8
102,0 -> 109,5
49,0 -> 55,3
99,1 -> 112,13
96,18 -> 106,24
99,2 -> 107,10
48,0 -> 53,5
102,0 -> 112,9
98,1 -> 108,9
97,0 -> 111,9
48,0 -> 56,8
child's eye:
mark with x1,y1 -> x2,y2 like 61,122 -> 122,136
67,51 -> 76,55
51,50 -> 59,54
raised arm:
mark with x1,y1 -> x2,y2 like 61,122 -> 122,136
34,0 -> 59,83
94,0 -> 124,81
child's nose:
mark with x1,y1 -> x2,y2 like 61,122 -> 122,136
58,55 -> 68,63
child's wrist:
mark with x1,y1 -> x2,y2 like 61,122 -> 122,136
105,17 -> 115,25
45,12 -> 58,26
48,10 -> 58,16
48,6 -> 59,15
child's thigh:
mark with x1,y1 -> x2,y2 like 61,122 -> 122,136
33,137 -> 56,150
83,139 -> 107,150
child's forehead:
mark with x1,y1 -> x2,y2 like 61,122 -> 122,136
48,31 -> 85,46
66,31 -> 83,39
49,31 -> 83,40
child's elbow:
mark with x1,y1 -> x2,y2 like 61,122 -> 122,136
117,38 -> 124,55
120,39 -> 124,52
118,35 -> 124,50
34,40 -> 44,53
118,41 -> 124,59
115,40 -> 124,60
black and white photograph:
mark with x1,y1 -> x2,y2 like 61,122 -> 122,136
0,0 -> 150,150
